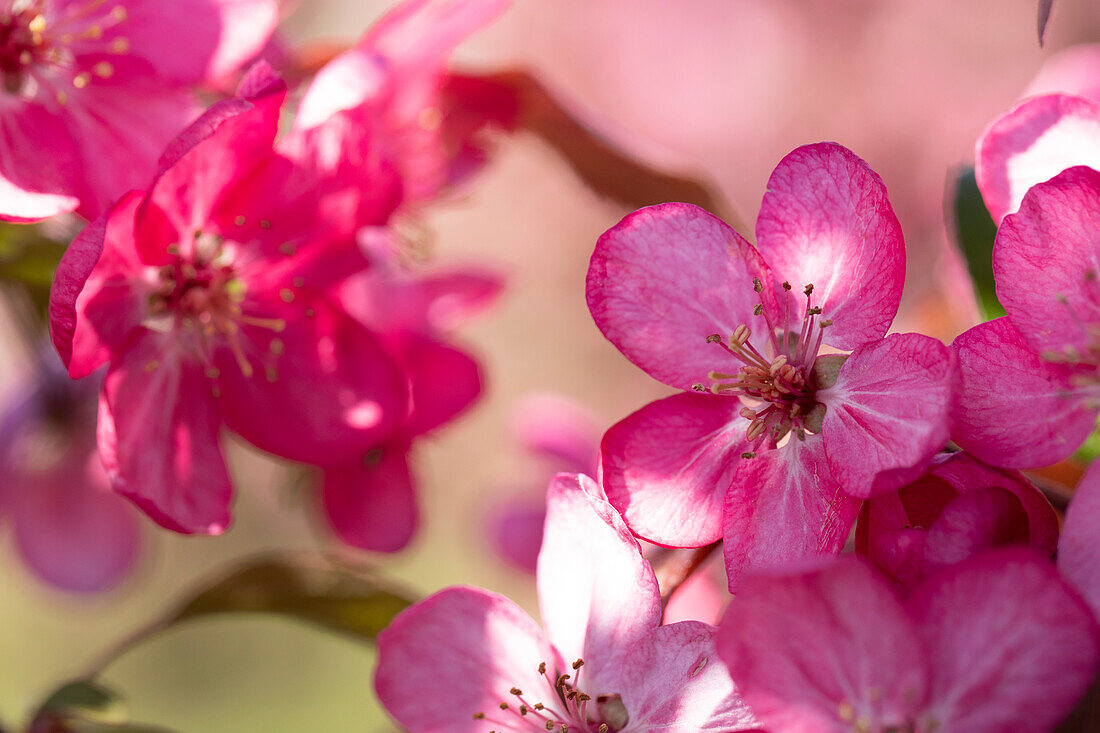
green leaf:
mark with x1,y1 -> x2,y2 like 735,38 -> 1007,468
951,167 -> 1004,321
37,681 -> 128,724
1075,414 -> 1100,464
165,553 -> 413,644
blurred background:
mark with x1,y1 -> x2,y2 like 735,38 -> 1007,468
4,0 -> 1100,730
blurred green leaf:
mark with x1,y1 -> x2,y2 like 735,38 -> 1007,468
30,680 -> 177,733
1075,415 -> 1100,464
951,167 -> 1004,321
166,553 -> 413,644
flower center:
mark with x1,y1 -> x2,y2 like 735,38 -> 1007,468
473,659 -> 623,733
147,231 -> 286,380
0,0 -> 130,101
694,280 -> 833,449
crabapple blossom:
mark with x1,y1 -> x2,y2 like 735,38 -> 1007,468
952,165 -> 1100,468
587,142 -> 955,590
375,473 -> 761,732
47,64 -> 408,534
856,450 -> 1058,592
717,551 -> 1100,733
0,0 -> 278,222
1058,460 -> 1100,622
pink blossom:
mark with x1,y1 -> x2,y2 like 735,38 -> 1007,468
855,451 -> 1058,593
587,143 -> 955,590
291,0 -> 513,210
0,0 -> 278,222
0,357 -> 139,593
313,231 -> 501,553
952,165 -> 1100,468
717,550 -> 1100,733
375,472 -> 761,732
47,64 -> 408,535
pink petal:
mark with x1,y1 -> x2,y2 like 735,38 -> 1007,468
537,473 -> 660,693
50,192 -> 148,379
140,63 -> 286,247
587,203 -> 774,391
755,143 -> 905,351
375,586 -> 560,733
216,304 -> 407,465
818,333 -> 955,498
910,550 -> 1100,733
599,392 -> 746,548
723,437 -> 861,591
662,564 -> 728,626
320,444 -> 417,553
0,103 -> 80,221
489,497 -> 544,573
396,334 -> 482,438
951,317 -> 1096,468
512,392 -> 599,476
11,449 -> 140,593
202,0 -> 281,82
415,267 -> 505,332
717,558 -> 928,732
1025,44 -> 1100,102
976,94 -> 1100,224
919,486 -> 1033,573
617,621 -> 762,732
363,0 -> 511,72
993,165 -> 1100,358
1059,461 -> 1100,620
99,333 -> 231,535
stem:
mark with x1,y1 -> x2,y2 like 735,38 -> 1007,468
654,541 -> 721,613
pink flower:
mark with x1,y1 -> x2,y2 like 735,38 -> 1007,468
975,92 -> 1100,224
291,0 -> 513,209
0,357 -> 139,593
314,232 -> 502,553
375,472 -> 762,732
0,0 -> 278,222
488,392 -> 601,572
47,64 -> 408,535
717,551 -> 1100,733
951,165 -> 1100,468
587,142 -> 955,589
855,450 -> 1058,593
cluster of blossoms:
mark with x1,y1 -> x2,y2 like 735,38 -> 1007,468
376,139 -> 1100,731
3,0 -> 1099,731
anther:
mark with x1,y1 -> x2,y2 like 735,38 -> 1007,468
739,407 -> 757,420
510,688 -> 523,696
499,703 -> 509,710
782,281 -> 792,291
691,383 -> 706,392
753,304 -> 763,315
753,277 -> 763,293
741,451 -> 756,459
572,659 -> 584,670
706,333 -> 721,343
538,662 -> 546,674
473,712 -> 485,720
804,283 -> 814,296
807,306 -> 822,316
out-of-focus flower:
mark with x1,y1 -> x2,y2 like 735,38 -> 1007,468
0,354 -> 139,593
587,143 -> 955,590
291,0 -> 514,211
856,451 -> 1058,592
375,472 -> 762,732
487,392 -> 599,572
953,165 -> 1100,469
0,0 -> 278,222
975,93 -> 1100,223
313,229 -> 501,553
48,64 -> 408,535
717,550 -> 1100,733
1025,43 -> 1100,102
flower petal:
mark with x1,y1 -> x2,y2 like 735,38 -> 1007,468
717,558 -> 928,732
951,317 -> 1097,468
99,332 -> 231,535
512,392 -> 599,475
993,165 -> 1100,360
375,586 -> 559,733
50,192 -> 149,379
723,437 -> 861,591
618,621 -> 762,732
910,550 -> 1100,733
319,444 -> 417,553
1059,461 -> 1100,620
0,103 -> 80,222
537,473 -> 660,693
755,143 -> 904,351
396,334 -> 482,438
587,202 -> 774,391
489,497 -> 544,574
217,303 -> 407,464
599,392 -> 746,547
976,93 -> 1100,223
818,332 -> 955,498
